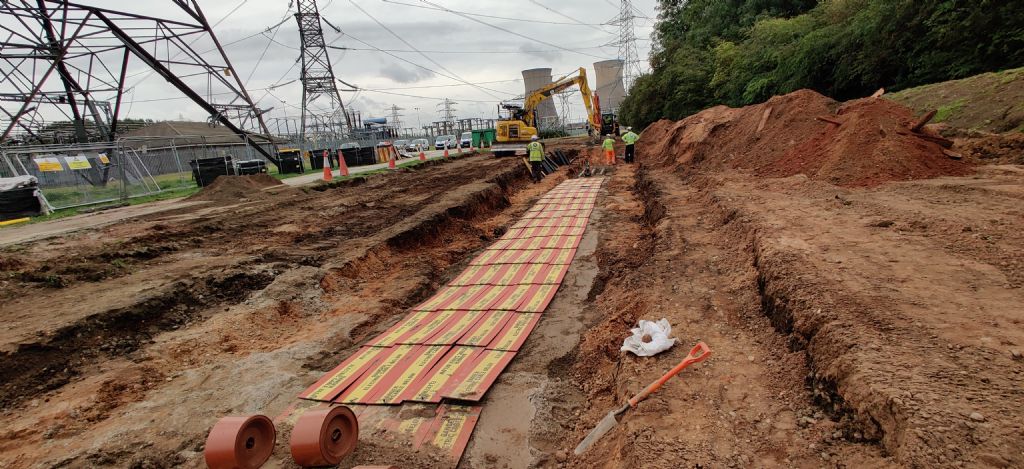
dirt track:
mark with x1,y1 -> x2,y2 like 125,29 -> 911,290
1,140 -> 1023,468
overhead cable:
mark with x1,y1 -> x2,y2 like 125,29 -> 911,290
346,0 -> 507,100
416,0 -> 611,60
525,0 -> 615,35
380,0 -> 612,27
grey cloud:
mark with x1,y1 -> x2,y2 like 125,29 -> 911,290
100,0 -> 657,121
518,43 -> 562,62
379,63 -> 435,84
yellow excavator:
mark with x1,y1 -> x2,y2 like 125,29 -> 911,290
493,67 -> 602,157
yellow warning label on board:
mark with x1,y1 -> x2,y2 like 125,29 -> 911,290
304,346 -> 386,401
33,157 -> 63,172
98,153 -> 110,164
432,413 -> 468,451
65,154 -> 92,170
412,346 -> 477,401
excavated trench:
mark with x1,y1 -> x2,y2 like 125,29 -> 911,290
0,154 -> 573,468
585,165 -> 886,464
0,157 -> 530,411
0,269 -> 275,408
690,175 -> 890,447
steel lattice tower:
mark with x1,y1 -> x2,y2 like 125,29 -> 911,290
437,99 -> 457,123
294,0 -> 351,141
0,0 -> 278,163
612,0 -> 642,91
387,105 -> 403,131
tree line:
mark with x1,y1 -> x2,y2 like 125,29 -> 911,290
619,0 -> 1024,129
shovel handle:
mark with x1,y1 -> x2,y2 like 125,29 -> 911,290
627,342 -> 711,408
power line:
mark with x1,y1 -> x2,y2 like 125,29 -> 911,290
364,78 -> 522,91
380,0 -> 613,27
346,0 -> 506,100
243,14 -> 287,87
361,89 -> 498,103
416,0 -> 612,61
325,36 -> 518,97
122,0 -> 257,84
334,46 -> 608,55
525,0 -> 615,35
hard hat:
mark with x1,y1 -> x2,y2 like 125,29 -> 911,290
625,126 -> 632,131
531,135 -> 539,140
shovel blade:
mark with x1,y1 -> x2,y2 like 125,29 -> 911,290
574,410 -> 620,455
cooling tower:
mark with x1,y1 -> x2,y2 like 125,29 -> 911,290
522,68 -> 558,127
593,60 -> 625,113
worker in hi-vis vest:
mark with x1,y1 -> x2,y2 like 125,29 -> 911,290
528,135 -> 544,183
602,135 -> 616,165
622,127 -> 639,163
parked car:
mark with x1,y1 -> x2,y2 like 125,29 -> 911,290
434,135 -> 456,150
406,138 -> 429,153
393,139 -> 409,149
459,131 -> 472,148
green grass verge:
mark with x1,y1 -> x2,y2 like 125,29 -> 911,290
26,185 -> 200,224
25,152 -> 488,224
933,99 -> 966,123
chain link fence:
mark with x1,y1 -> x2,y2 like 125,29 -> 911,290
0,136 -> 275,211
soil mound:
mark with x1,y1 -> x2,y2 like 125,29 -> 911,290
188,174 -> 288,203
639,89 -> 972,186
955,132 -> 1024,165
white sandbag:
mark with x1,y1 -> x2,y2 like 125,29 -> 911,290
0,175 -> 37,191
620,318 -> 677,357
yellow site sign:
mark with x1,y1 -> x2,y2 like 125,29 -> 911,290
33,157 -> 63,172
98,153 -> 110,164
65,154 -> 92,170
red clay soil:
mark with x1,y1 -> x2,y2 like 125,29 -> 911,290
639,89 -> 971,187
954,131 -> 1024,165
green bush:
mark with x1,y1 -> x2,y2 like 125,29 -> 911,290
620,0 -> 1024,129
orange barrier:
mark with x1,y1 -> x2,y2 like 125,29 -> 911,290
322,150 -> 333,181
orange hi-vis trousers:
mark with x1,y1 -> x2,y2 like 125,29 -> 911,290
604,149 -> 615,165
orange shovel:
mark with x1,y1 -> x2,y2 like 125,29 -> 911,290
574,342 -> 712,455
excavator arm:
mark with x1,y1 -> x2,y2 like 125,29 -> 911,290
520,67 -> 601,132
494,66 -> 600,154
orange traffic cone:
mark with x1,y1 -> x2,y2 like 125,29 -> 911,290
443,146 -> 449,159
388,152 -> 396,170
321,150 -> 332,181
419,149 -> 426,161
337,150 -> 349,177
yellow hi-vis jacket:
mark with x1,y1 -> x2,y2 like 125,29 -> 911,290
602,138 -> 615,150
528,141 -> 544,161
622,131 -> 639,145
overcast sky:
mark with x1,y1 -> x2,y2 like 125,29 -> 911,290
113,0 -> 659,129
